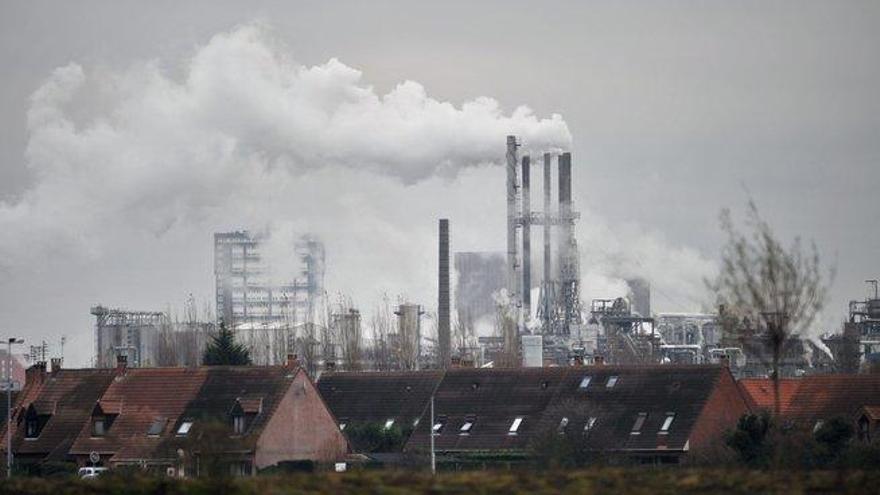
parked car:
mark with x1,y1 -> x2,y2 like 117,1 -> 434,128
77,466 -> 109,479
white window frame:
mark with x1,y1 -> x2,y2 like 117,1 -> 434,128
557,417 -> 569,434
460,420 -> 474,435
233,415 -> 246,435
631,412 -> 647,435
578,376 -> 592,389
508,416 -> 524,435
659,413 -> 675,433
177,421 -> 193,436
584,416 -> 597,432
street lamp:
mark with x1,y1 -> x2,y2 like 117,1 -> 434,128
5,337 -> 24,479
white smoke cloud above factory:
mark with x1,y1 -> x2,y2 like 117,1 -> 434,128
0,22 -> 713,365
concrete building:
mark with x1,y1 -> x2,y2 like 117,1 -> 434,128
213,231 -> 324,329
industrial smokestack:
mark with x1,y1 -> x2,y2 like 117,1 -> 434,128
505,136 -> 519,310
542,152 -> 552,334
521,155 -> 531,323
438,218 -> 451,368
557,152 -> 572,282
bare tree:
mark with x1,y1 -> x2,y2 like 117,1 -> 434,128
369,293 -> 394,371
707,200 -> 833,416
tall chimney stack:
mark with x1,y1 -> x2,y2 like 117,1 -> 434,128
505,136 -> 519,313
557,152 -> 572,282
542,152 -> 552,334
438,219 -> 451,368
521,155 -> 531,323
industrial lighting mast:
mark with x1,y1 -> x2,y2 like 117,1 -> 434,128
5,336 -> 24,479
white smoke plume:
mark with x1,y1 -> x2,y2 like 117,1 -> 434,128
0,22 -> 712,366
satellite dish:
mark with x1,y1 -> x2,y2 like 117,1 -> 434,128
89,451 -> 100,464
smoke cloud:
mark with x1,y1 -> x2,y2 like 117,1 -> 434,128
0,22 -> 713,366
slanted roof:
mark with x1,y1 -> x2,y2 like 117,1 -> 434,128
233,397 -> 264,415
547,365 -> 725,452
403,365 -> 728,454
317,370 -> 444,427
737,378 -> 799,413
71,365 -> 304,464
738,374 -> 880,426
859,406 -> 880,421
69,367 -> 209,462
12,369 -> 117,461
95,399 -> 123,415
405,367 -> 569,453
784,374 -> 880,425
172,366 -> 297,444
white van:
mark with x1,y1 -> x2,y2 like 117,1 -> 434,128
78,466 -> 109,479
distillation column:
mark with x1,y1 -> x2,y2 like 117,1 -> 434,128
521,155 -> 531,323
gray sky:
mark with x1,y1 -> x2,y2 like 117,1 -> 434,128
1,1 -> 878,366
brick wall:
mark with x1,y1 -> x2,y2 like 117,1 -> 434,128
254,370 -> 348,468
689,367 -> 749,454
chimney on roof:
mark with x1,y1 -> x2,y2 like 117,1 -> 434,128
718,354 -> 730,369
593,355 -> 605,366
572,355 -> 584,367
115,354 -> 128,375
50,357 -> 62,374
25,362 -> 47,388
285,353 -> 299,369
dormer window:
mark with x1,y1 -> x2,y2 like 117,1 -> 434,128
24,402 -> 54,439
233,414 -> 246,435
229,397 -> 263,436
90,400 -> 120,438
26,417 -> 40,438
93,416 -> 107,437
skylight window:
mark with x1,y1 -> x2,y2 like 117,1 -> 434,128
177,421 -> 193,436
631,412 -> 647,435
584,417 -> 597,432
147,417 -> 165,436
557,417 -> 569,434
578,376 -> 592,389
606,376 -> 619,388
384,419 -> 395,430
660,413 -> 675,433
508,416 -> 524,435
460,420 -> 474,435
339,423 -> 347,431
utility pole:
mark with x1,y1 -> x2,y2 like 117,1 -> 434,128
5,337 -> 24,479
430,395 -> 436,475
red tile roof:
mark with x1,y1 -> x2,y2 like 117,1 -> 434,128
737,378 -> 799,413
11,369 -> 117,461
738,374 -> 880,425
70,367 -> 210,462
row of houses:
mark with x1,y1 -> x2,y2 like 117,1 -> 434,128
2,358 -> 878,474
1,356 -> 348,476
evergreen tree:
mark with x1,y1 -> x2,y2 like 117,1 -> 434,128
202,321 -> 251,366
